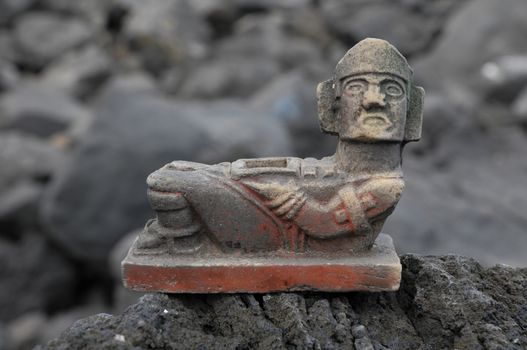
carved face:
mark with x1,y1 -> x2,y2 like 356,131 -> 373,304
338,73 -> 407,142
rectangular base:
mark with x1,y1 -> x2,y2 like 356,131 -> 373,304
122,233 -> 401,293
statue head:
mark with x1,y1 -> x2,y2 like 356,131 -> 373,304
317,38 -> 424,143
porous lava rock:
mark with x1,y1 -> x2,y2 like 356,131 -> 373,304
41,255 -> 527,349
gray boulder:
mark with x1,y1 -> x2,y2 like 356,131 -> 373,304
512,86 -> 527,122
0,30 -> 16,64
0,132 -> 64,192
0,59 -> 18,93
176,56 -> 280,98
0,0 -> 37,25
386,128 -> 527,266
480,55 -> 527,104
40,254 -> 527,349
0,233 -> 76,323
0,133 -> 63,233
327,4 -> 436,56
118,0 -> 210,74
41,74 -> 292,263
319,0 -> 455,56
13,12 -> 94,70
0,85 -> 92,138
39,45 -> 113,99
6,312 -> 46,350
216,13 -> 323,69
38,0 -> 111,29
250,69 -> 336,158
0,181 -> 41,229
412,0 -> 527,94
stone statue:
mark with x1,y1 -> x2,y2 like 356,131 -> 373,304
122,38 -> 424,293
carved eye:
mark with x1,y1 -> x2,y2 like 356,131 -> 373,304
344,81 -> 365,94
383,81 -> 403,97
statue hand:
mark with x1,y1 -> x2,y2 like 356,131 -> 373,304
357,178 -> 405,221
241,181 -> 307,220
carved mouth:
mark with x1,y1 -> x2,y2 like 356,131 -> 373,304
360,114 -> 391,127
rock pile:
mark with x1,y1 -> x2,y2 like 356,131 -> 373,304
40,255 -> 527,349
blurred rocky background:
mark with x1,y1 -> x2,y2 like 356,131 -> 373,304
0,0 -> 527,348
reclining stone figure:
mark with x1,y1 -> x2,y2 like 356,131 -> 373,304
136,38 -> 423,256
123,38 -> 424,293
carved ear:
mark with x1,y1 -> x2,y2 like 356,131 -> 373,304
404,85 -> 424,142
317,79 -> 338,135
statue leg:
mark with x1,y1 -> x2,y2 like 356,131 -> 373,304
137,190 -> 202,253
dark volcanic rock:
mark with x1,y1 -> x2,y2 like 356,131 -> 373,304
512,86 -> 527,121
119,0 -> 210,74
0,85 -> 92,137
0,0 -> 36,25
387,127 -> 527,267
13,12 -> 94,70
0,59 -> 18,93
0,133 -> 63,231
412,0 -> 527,93
480,55 -> 527,105
0,132 -> 64,192
319,0 -> 454,56
177,56 -> 280,98
39,45 -> 113,99
326,4 -> 436,56
39,0 -> 111,28
0,233 -> 76,323
216,13 -> 323,70
250,69 -> 336,158
41,255 -> 527,349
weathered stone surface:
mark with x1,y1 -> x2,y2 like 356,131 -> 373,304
233,0 -> 310,12
177,56 -> 280,98
0,59 -> 18,93
216,13 -> 323,69
5,302 -> 108,350
329,4 -> 436,56
0,0 -> 36,25
6,312 -> 46,350
0,132 -> 64,192
42,255 -> 527,349
319,0 -> 458,56
412,0 -> 527,93
0,30 -> 15,61
480,55 -> 527,104
0,233 -> 76,323
0,181 -> 41,226
0,323 -> 8,350
0,85 -> 92,137
512,86 -> 527,121
39,45 -> 113,99
386,130 -> 527,266
249,69 -> 336,158
13,12 -> 93,70
118,0 -> 210,74
38,0 -> 111,28
0,133 -> 60,234
41,76 -> 292,263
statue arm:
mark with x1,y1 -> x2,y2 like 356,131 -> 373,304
242,178 -> 404,239
284,179 -> 405,239
293,186 -> 372,239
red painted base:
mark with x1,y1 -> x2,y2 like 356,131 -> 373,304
122,234 -> 401,293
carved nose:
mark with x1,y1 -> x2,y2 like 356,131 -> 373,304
362,85 -> 386,109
